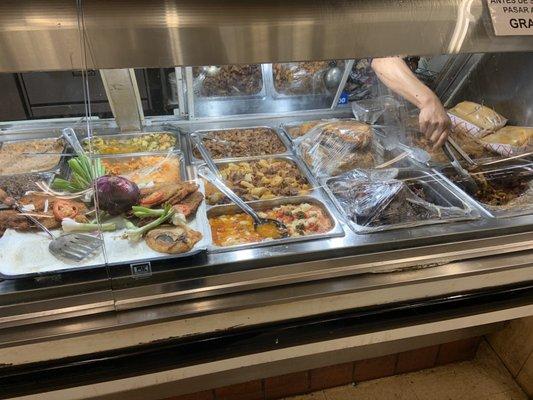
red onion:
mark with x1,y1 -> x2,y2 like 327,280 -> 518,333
95,175 -> 140,215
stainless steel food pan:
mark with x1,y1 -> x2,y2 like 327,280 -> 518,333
323,168 -> 480,234
207,194 -> 344,252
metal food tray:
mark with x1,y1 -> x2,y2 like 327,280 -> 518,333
0,179 -> 211,278
322,168 -> 480,234
207,194 -> 344,253
189,125 -> 292,163
0,136 -> 67,177
94,149 -> 188,185
201,154 -> 321,207
105,178 -> 211,266
81,129 -> 181,155
436,163 -> 533,219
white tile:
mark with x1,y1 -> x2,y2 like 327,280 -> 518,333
290,392 -> 327,400
486,317 -> 533,377
516,351 -> 533,397
324,376 -> 419,400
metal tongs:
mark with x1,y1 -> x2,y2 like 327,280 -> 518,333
191,134 -> 289,239
442,138 -> 479,194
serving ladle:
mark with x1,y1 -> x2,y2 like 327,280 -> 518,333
197,166 -> 288,240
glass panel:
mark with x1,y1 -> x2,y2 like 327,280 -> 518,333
0,4 -> 113,326
187,60 -> 352,118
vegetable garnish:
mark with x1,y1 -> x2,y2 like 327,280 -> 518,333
125,204 -> 175,241
95,175 -> 140,215
52,154 -> 106,192
61,218 -> 116,233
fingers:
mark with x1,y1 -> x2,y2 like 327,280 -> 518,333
433,129 -> 449,150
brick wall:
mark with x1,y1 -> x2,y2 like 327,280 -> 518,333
161,336 -> 481,400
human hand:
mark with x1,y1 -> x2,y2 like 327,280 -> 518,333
419,97 -> 451,150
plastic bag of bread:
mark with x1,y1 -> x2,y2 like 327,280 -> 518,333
448,101 -> 507,131
294,120 -> 376,177
480,126 -> 533,157
482,126 -> 533,147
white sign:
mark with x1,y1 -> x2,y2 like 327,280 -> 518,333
487,0 -> 533,36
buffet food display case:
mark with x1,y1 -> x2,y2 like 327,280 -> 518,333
0,0 -> 532,397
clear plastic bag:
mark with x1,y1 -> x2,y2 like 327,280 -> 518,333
192,65 -> 263,97
281,119 -> 338,140
448,101 -> 507,131
273,61 -> 342,95
294,120 -> 376,177
326,169 -> 472,232
351,95 -> 400,125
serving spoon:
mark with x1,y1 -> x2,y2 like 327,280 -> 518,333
198,166 -> 288,240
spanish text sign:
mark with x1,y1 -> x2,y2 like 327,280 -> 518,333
487,0 -> 533,36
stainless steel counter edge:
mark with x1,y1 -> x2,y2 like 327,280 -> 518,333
112,231 -> 533,311
0,249 -> 531,362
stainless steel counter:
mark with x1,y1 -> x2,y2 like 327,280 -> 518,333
1,112 -> 532,347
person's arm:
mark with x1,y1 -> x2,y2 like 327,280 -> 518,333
371,57 -> 450,149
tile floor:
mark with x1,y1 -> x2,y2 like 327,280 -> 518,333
286,342 -> 529,400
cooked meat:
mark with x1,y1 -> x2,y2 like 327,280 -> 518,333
205,158 -> 311,205
145,224 -> 202,254
0,195 -> 88,236
0,209 -> 59,234
166,182 -> 199,205
140,182 -> 198,208
194,128 -> 287,159
193,65 -> 262,97
171,191 -> 204,218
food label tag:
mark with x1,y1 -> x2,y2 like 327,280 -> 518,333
130,261 -> 152,278
487,0 -> 533,36
338,92 -> 349,105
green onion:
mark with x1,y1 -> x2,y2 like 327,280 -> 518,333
52,155 -> 106,193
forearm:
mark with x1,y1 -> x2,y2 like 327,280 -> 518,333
371,57 -> 438,109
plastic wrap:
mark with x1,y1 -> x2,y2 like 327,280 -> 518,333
100,151 -> 183,188
326,169 -> 473,232
281,119 -> 337,140
448,101 -> 507,131
294,120 -> 377,177
273,61 -> 341,95
192,65 -> 263,97
351,95 -> 400,125
481,126 -> 533,157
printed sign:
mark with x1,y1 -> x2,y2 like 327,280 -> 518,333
130,261 -> 152,277
487,0 -> 533,36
